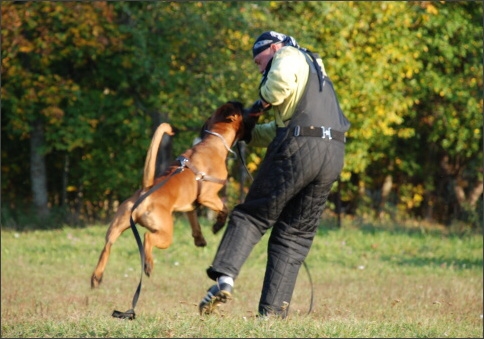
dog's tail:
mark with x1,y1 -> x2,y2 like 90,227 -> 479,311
142,123 -> 175,189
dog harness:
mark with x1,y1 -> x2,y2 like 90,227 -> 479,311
176,155 -> 226,200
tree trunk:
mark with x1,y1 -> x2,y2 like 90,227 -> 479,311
468,181 -> 483,207
454,178 -> 483,209
378,174 -> 393,219
62,153 -> 69,206
30,119 -> 49,217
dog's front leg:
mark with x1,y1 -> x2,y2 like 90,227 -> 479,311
212,203 -> 228,234
185,210 -> 207,247
198,194 -> 228,234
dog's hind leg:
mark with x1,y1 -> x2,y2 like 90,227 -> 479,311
91,195 -> 136,289
185,210 -> 207,247
142,209 -> 174,277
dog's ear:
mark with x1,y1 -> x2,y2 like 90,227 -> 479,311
208,101 -> 244,127
227,101 -> 244,114
210,103 -> 232,122
198,118 -> 210,139
237,101 -> 245,112
219,103 -> 234,118
218,101 -> 244,119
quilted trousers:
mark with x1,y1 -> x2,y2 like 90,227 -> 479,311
206,128 -> 345,317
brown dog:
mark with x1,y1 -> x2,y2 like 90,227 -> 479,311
91,101 -> 246,288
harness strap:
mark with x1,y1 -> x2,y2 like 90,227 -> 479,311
176,156 -> 226,185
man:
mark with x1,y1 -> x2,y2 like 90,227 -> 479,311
198,30 -> 350,318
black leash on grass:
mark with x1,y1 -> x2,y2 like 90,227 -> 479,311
112,166 -> 183,320
236,143 -> 314,315
302,261 -> 314,314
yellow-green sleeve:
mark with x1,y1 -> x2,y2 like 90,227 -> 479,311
259,47 -> 309,126
249,121 -> 277,148
246,47 -> 309,148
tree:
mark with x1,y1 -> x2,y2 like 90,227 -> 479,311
2,1 -> 481,228
403,1 -> 483,225
2,2 -> 151,223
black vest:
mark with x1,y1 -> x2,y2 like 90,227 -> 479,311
288,52 -> 350,133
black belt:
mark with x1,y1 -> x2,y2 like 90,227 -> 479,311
292,125 -> 346,143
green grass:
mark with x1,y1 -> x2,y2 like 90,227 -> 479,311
1,214 -> 482,338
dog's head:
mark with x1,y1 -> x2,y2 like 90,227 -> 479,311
198,101 -> 245,144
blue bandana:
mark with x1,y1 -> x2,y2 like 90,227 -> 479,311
252,31 -> 299,58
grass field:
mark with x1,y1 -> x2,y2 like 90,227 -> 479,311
1,214 -> 482,338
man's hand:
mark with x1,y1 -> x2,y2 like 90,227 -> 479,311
244,99 -> 271,118
240,99 -> 271,143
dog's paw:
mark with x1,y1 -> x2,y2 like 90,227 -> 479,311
144,262 -> 153,277
212,222 -> 226,234
91,274 -> 103,289
194,236 -> 207,247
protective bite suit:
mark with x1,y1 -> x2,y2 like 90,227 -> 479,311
207,47 -> 350,317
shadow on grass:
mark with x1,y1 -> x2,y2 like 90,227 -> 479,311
316,218 -> 483,271
342,217 -> 481,239
378,254 -> 483,270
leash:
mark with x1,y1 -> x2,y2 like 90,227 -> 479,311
302,261 -> 314,314
112,166 -> 183,320
235,142 -> 314,315
236,143 -> 254,181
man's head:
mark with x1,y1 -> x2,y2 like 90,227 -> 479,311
252,31 -> 298,74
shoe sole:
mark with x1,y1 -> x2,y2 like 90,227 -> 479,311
199,290 -> 232,315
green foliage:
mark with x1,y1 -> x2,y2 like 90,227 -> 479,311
1,1 -> 482,227
399,2 -> 483,225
